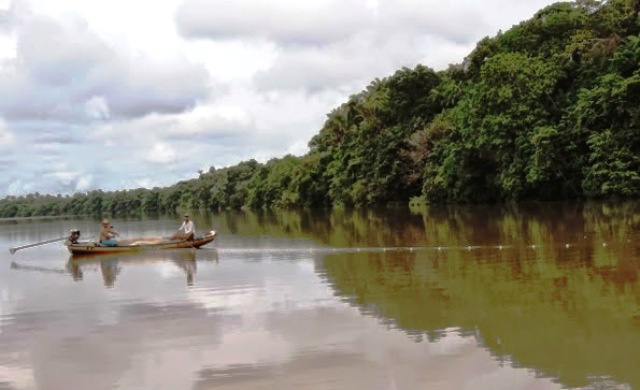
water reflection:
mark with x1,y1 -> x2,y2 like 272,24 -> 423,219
318,244 -> 640,389
0,201 -> 639,390
11,249 -> 219,288
202,201 -> 640,389
208,201 -> 640,250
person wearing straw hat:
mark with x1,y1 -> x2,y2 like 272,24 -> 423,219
172,214 -> 196,241
99,219 -> 120,246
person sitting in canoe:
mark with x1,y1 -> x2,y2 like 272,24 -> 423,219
99,219 -> 120,246
172,214 -> 196,241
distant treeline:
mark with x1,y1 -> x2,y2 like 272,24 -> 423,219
2,0 -> 640,217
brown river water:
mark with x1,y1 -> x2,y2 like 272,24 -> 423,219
0,201 -> 639,390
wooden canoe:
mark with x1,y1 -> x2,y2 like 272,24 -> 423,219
66,231 -> 217,255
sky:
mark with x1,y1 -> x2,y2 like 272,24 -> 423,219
0,0 -> 559,196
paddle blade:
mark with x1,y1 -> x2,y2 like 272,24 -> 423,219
9,248 -> 17,254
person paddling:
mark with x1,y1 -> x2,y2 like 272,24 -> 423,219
99,219 -> 119,246
172,214 -> 196,241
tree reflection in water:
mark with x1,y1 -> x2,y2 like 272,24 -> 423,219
321,247 -> 639,384
196,201 -> 640,389
62,249 -> 219,287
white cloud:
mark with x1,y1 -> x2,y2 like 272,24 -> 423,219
145,143 -> 178,164
174,0 -> 492,94
0,11 -> 209,122
0,118 -> 15,146
0,34 -> 15,59
91,103 -> 254,142
84,96 -> 110,120
184,39 -> 278,83
47,171 -> 78,184
45,170 -> 93,192
76,174 -> 91,190
175,0 -> 488,46
253,34 -> 471,93
176,0 -> 373,46
177,0 -> 558,94
7,178 -> 33,195
376,0 -> 487,44
0,0 -> 560,196
0,1 -> 15,35
135,178 -> 157,189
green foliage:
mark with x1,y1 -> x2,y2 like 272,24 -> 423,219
248,155 -> 303,209
570,32 -> 640,197
310,66 -> 446,207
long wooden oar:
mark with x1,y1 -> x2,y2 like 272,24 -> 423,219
9,236 -> 67,254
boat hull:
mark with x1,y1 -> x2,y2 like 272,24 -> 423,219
67,231 -> 217,255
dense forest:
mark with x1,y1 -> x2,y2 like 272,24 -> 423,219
2,0 -> 640,217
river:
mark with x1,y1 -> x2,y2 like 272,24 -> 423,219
0,201 -> 638,390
